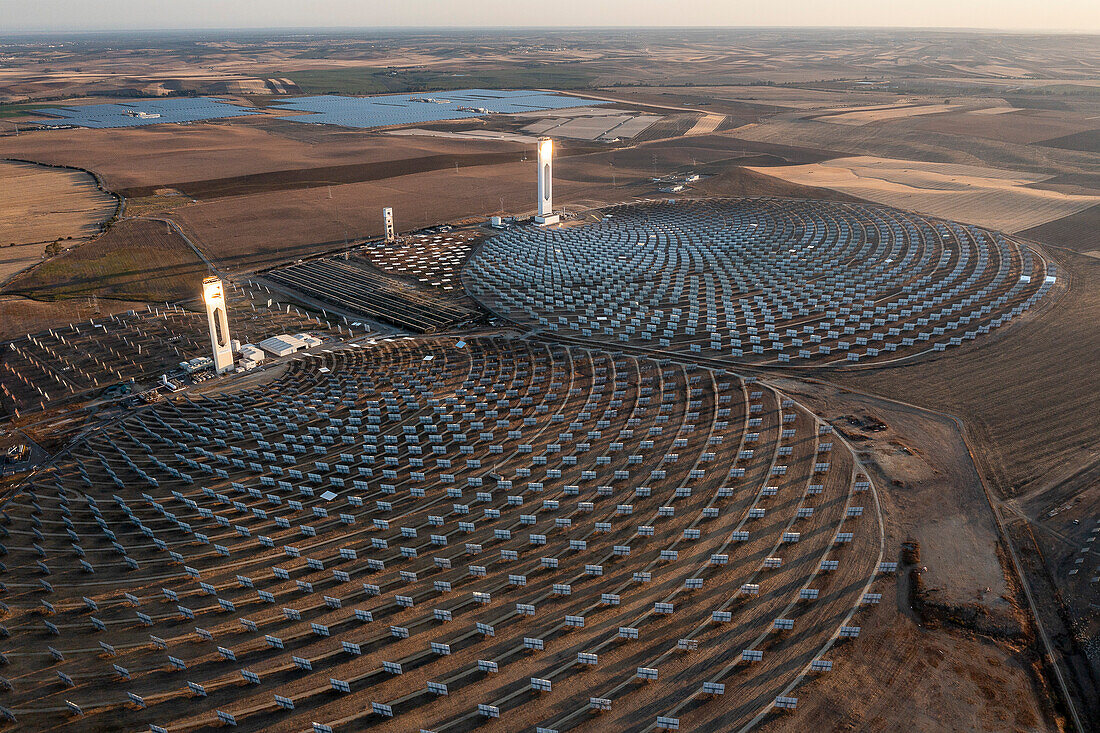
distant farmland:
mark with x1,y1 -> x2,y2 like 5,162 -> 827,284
0,160 -> 118,282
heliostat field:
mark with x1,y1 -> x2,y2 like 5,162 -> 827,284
0,335 -> 886,732
465,198 -> 1054,366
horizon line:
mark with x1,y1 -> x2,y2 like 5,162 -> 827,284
3,24 -> 1099,36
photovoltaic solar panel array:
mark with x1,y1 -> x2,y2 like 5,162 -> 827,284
27,90 -> 605,130
28,98 -> 260,129
268,89 -> 608,128
0,283 -> 347,418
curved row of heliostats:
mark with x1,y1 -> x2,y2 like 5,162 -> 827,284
464,198 -> 1054,365
0,336 -> 885,732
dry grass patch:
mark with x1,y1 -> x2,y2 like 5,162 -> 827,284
4,218 -> 209,303
815,103 -> 961,125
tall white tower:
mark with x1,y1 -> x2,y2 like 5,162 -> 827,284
534,137 -> 559,225
202,277 -> 235,374
383,207 -> 395,242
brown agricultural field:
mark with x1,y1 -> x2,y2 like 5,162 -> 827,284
809,103 -> 964,125
729,115 -> 1099,184
1019,203 -> 1100,253
0,118 -> 528,192
748,155 -> 1100,233
167,157 -> 616,270
832,248 -> 1099,504
165,142 -> 855,271
0,160 -> 118,282
907,108 -> 1100,146
600,85 -> 903,111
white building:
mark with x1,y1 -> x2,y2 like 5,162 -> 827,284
257,334 -> 307,357
239,344 -> 266,363
256,333 -> 322,357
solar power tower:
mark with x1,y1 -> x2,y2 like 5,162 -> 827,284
202,277 -> 235,373
534,137 -> 559,225
383,207 -> 396,242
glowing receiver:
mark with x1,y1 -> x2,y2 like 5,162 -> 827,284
202,277 -> 235,373
534,137 -> 558,225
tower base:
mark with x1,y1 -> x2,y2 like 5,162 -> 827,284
534,213 -> 559,225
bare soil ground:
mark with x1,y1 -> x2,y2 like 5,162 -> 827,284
1026,174 -> 1100,197
1035,129 -> 1100,154
767,379 -> 1014,622
828,249 -> 1100,723
691,167 -> 863,202
0,119 -> 527,191
730,115 -> 1099,184
811,103 -> 962,126
0,294 -> 147,341
166,145 -> 852,272
908,109 -> 1100,146
748,155 -> 1100,233
832,249 -> 1099,504
388,128 -> 539,144
764,597 -> 1051,732
568,89 -> 786,121
1019,203 -> 1100,252
683,114 -> 726,136
119,150 -> 533,200
168,159 -> 594,270
0,160 -> 117,281
756,380 -> 1075,728
603,85 -> 901,111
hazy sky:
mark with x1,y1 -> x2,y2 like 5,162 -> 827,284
3,0 -> 1099,33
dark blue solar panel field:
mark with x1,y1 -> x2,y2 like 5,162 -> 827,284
29,98 -> 260,129
268,90 -> 607,128
27,90 -> 604,131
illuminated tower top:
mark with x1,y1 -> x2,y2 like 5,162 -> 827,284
202,277 -> 235,374
534,137 -> 558,225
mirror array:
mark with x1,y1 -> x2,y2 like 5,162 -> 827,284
365,232 -> 480,292
1,284 -> 349,418
0,335 -> 888,732
464,198 -> 1054,366
266,256 -> 482,334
